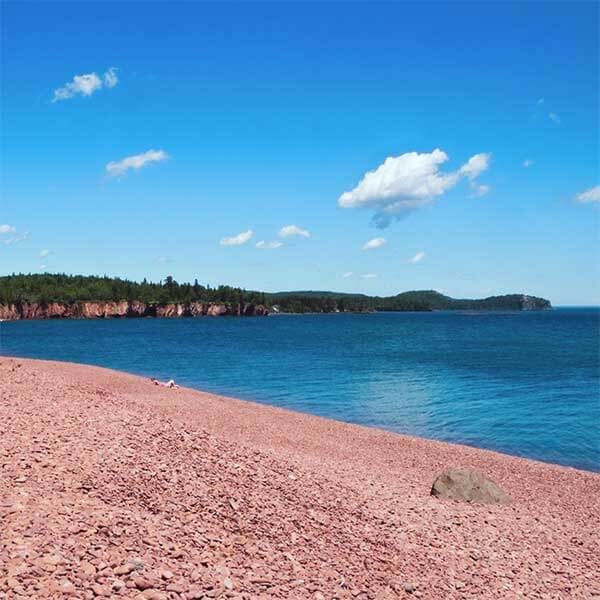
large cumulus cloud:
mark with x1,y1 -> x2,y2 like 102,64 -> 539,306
338,149 -> 491,227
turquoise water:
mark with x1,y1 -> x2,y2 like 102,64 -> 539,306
1,308 -> 598,472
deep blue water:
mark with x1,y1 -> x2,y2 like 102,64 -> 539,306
1,309 -> 599,472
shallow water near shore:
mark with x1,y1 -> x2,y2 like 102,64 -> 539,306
1,308 -> 598,471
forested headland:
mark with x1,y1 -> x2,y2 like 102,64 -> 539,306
0,273 -> 552,316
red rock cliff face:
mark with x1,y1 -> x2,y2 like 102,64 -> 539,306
0,302 -> 269,320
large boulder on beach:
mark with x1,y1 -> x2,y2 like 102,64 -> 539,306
431,467 -> 511,504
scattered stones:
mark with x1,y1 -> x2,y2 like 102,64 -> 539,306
90,583 -> 110,597
59,579 -> 77,595
79,560 -> 96,578
126,557 -> 145,572
430,467 -> 512,504
114,563 -> 135,575
133,577 -> 154,591
0,357 -> 597,600
136,590 -> 168,600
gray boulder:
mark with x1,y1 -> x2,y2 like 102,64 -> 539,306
431,467 -> 511,504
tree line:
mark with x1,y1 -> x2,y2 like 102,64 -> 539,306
0,273 -> 266,306
0,273 -> 551,312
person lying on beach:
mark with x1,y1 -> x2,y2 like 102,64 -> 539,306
150,378 -> 179,389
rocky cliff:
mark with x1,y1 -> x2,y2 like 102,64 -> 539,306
519,295 -> 551,311
0,301 -> 269,321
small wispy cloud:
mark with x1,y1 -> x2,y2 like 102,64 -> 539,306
157,256 -> 175,264
537,98 -> 545,105
52,67 -> 118,102
3,232 -> 28,245
39,264 -> 47,270
362,237 -> 387,251
469,183 -> 490,198
409,251 -> 426,264
342,271 -> 353,278
548,112 -> 561,125
576,185 -> 600,204
361,273 -> 377,279
40,249 -> 51,258
103,67 -> 118,88
1,225 -> 28,245
523,159 -> 534,168
220,230 -> 253,246
459,153 -> 492,180
278,225 -> 311,238
256,240 -> 283,249
106,149 -> 168,178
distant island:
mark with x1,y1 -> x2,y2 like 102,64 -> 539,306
0,273 -> 551,320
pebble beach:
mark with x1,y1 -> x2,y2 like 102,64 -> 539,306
1,357 -> 598,599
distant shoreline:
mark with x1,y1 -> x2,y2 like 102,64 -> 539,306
1,273 -> 552,318
0,300 -> 553,321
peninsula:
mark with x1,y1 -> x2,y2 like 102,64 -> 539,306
0,274 -> 551,320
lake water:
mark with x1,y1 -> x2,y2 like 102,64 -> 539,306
1,309 -> 598,472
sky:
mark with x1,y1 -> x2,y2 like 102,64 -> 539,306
1,1 -> 598,305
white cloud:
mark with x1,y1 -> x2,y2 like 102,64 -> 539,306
537,98 -> 545,105
469,183 -> 490,198
52,68 -> 118,102
220,230 -> 253,246
361,273 -> 377,279
409,251 -> 425,264
362,237 -> 387,251
39,264 -> 47,270
278,225 -> 311,238
338,149 -> 491,227
549,112 -> 561,125
3,231 -> 28,245
523,159 -> 534,168
459,153 -> 492,180
53,73 -> 102,101
342,271 -> 354,278
1,224 -> 27,245
106,149 -> 169,178
576,186 -> 600,204
256,240 -> 283,249
103,67 -> 118,88
40,249 -> 50,258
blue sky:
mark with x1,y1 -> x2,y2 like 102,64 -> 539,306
1,1 -> 598,304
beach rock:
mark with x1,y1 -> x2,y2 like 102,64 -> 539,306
431,468 -> 511,504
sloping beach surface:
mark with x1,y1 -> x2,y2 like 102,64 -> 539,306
1,358 -> 598,599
